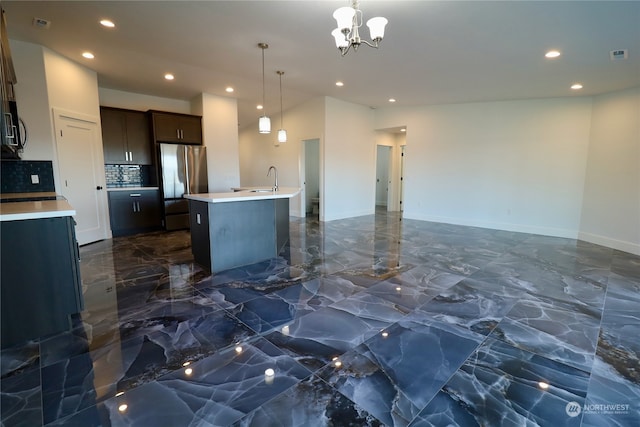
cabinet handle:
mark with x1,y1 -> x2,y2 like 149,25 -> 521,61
176,129 -> 180,139
136,201 -> 141,212
129,193 -> 141,197
129,151 -> 133,161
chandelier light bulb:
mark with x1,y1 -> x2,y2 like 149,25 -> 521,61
333,6 -> 356,31
366,17 -> 388,41
332,28 -> 349,49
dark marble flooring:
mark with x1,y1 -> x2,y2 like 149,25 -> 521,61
2,210 -> 639,426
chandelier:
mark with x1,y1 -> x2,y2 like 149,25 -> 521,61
331,0 -> 388,56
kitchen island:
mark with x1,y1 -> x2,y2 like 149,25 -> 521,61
0,197 -> 83,347
185,187 -> 300,273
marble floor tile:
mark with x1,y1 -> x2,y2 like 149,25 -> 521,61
412,337 -> 591,427
490,299 -> 602,371
2,210 -> 639,426
0,366 -> 42,427
113,337 -> 309,426
412,279 -> 521,336
317,319 -> 484,426
233,375 -> 383,426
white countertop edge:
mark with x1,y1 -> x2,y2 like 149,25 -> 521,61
0,200 -> 76,222
0,210 -> 76,222
186,187 -> 300,203
107,187 -> 159,191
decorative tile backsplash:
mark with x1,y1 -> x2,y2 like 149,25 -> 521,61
1,160 -> 56,193
105,164 -> 154,187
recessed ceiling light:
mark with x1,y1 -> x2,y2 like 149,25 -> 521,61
225,87 -> 234,93
335,81 -> 344,87
164,73 -> 175,81
82,52 -> 95,59
100,19 -> 115,28
545,50 -> 561,58
571,83 -> 583,90
388,98 -> 396,103
256,104 -> 263,110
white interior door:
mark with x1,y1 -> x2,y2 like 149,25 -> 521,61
53,109 -> 109,245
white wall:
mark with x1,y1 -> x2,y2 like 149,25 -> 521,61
376,97 -> 593,237
324,97 -> 376,221
44,50 -> 101,121
99,88 -> 191,113
239,96 -> 325,217
10,40 -> 55,162
11,40 -> 105,194
579,87 -> 640,255
191,93 -> 240,192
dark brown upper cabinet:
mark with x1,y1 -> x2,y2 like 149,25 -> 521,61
101,107 -> 152,165
149,111 -> 202,145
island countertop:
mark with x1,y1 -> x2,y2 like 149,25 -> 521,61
185,187 -> 300,203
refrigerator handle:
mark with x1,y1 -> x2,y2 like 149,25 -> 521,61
184,147 -> 190,195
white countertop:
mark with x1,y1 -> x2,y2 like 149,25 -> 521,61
186,187 -> 300,203
0,199 -> 76,221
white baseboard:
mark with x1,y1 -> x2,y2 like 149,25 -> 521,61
402,212 -> 579,239
577,231 -> 640,256
324,209 -> 375,222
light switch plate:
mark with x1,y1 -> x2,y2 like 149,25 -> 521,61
31,174 -> 40,184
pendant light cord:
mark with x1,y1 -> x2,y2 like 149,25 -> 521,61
279,72 -> 284,128
261,46 -> 266,112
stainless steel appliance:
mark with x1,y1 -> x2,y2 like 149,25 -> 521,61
159,143 -> 208,230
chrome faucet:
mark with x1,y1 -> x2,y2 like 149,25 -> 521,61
267,166 -> 278,191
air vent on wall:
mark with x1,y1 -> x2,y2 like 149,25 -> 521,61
32,17 -> 51,29
610,49 -> 628,61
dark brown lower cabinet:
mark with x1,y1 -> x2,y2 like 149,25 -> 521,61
108,189 -> 161,237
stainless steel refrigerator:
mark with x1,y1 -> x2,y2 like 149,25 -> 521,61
159,143 -> 208,230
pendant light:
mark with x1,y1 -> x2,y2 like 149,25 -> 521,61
258,43 -> 271,134
276,71 -> 287,143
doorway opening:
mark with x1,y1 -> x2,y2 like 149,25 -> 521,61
373,126 -> 406,214
376,145 -> 392,211
302,138 -> 320,219
400,145 -> 405,213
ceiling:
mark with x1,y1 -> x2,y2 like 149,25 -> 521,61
3,1 -> 639,129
